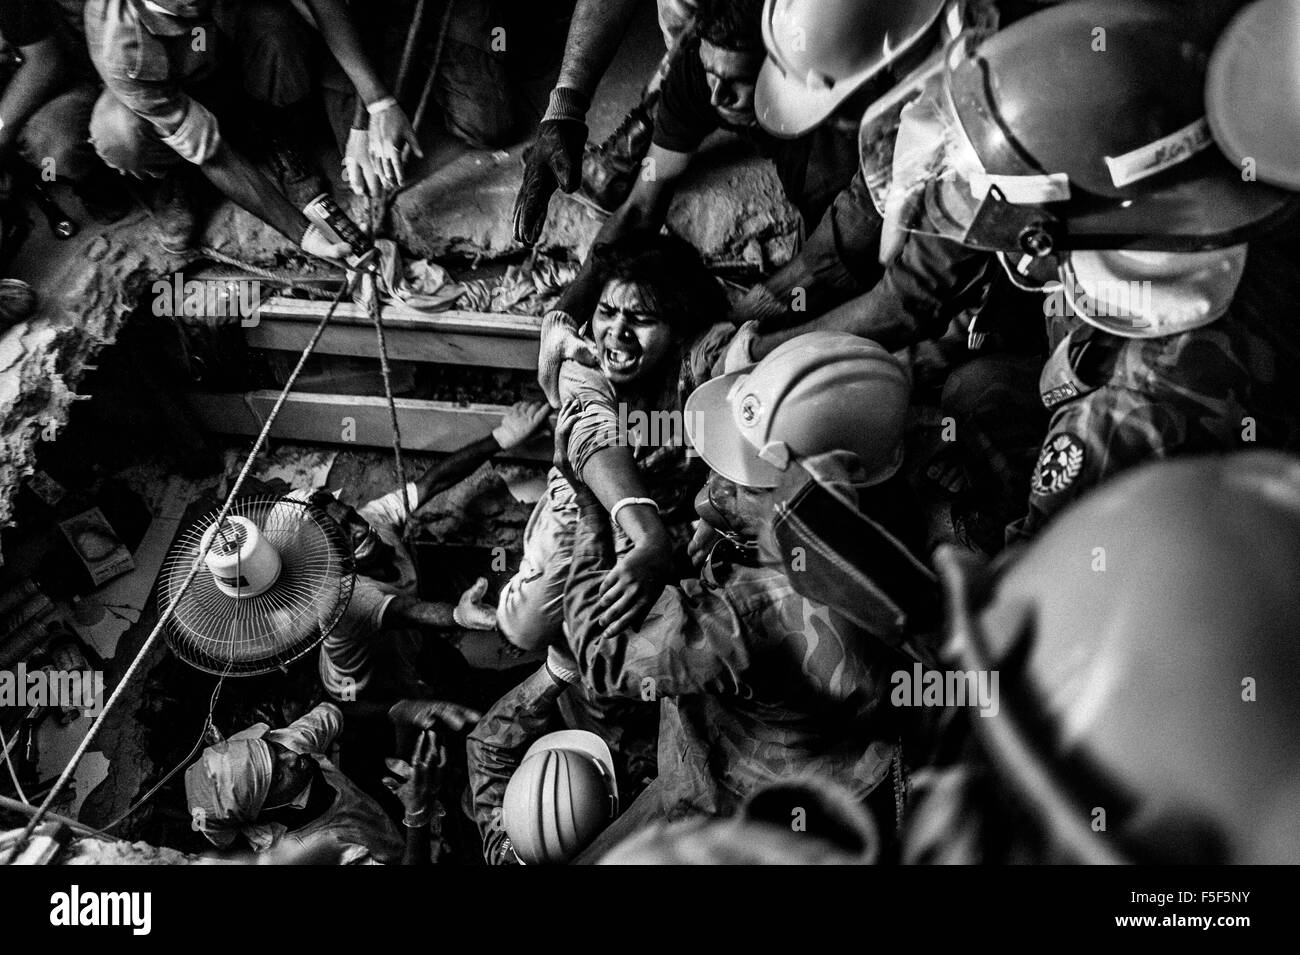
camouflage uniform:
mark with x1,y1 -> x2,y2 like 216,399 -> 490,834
463,658 -> 660,865
755,221 -> 1299,544
561,490 -> 902,848
1009,242 -> 1300,542
464,663 -> 569,866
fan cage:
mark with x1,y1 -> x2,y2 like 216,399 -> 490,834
159,495 -> 356,677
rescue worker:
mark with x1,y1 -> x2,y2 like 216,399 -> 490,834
83,0 -> 417,254
465,646 -> 597,865
301,400 -> 551,704
553,0 -> 862,322
0,0 -> 129,221
906,451 -> 1300,864
383,698 -> 482,865
557,332 -> 915,859
513,0 -> 698,244
600,777 -> 880,864
739,0 -> 1300,542
184,701 -> 405,864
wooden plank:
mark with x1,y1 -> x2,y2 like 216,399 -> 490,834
183,391 -> 551,461
248,296 -> 542,369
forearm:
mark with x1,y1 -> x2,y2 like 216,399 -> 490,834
412,436 -> 500,509
385,596 -> 456,629
305,0 -> 388,106
563,494 -> 747,698
753,234 -> 988,360
745,173 -> 884,330
400,817 -> 433,865
557,0 -> 642,96
581,445 -> 669,548
201,140 -> 310,243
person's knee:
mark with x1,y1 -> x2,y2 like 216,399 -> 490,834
89,93 -> 156,176
495,588 -> 556,652
18,93 -> 99,182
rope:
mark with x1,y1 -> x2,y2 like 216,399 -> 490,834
364,209 -> 421,594
197,245 -> 346,299
13,276 -> 356,852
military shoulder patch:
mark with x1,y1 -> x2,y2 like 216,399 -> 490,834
1031,434 -> 1086,497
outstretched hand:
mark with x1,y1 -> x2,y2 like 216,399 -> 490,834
513,118 -> 587,245
383,728 -> 442,815
455,577 -> 498,630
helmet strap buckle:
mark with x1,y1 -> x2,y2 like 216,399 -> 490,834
964,185 -> 1063,257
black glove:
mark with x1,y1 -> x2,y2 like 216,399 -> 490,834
513,117 -> 588,246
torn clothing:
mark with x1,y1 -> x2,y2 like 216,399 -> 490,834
562,495 -> 900,822
184,702 -> 403,864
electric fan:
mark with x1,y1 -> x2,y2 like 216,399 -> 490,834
158,495 -> 355,676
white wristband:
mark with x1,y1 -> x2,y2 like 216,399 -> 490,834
367,96 -> 398,117
609,497 -> 660,527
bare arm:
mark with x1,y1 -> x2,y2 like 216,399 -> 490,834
200,139 -> 312,244
410,436 -> 500,512
302,0 -> 388,106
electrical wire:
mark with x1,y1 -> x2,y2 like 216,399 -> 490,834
13,271 -> 364,851
89,668 -> 229,837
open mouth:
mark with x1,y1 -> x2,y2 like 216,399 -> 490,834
601,341 -> 641,376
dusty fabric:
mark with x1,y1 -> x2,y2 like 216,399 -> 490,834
317,574 -> 393,701
352,239 -> 462,313
495,466 -> 632,649
184,703 -> 402,864
183,736 -> 273,849
1008,299 -> 1298,542
563,497 -> 900,823
357,241 -> 579,317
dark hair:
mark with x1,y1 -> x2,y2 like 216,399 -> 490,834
588,233 -> 727,340
695,0 -> 765,53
